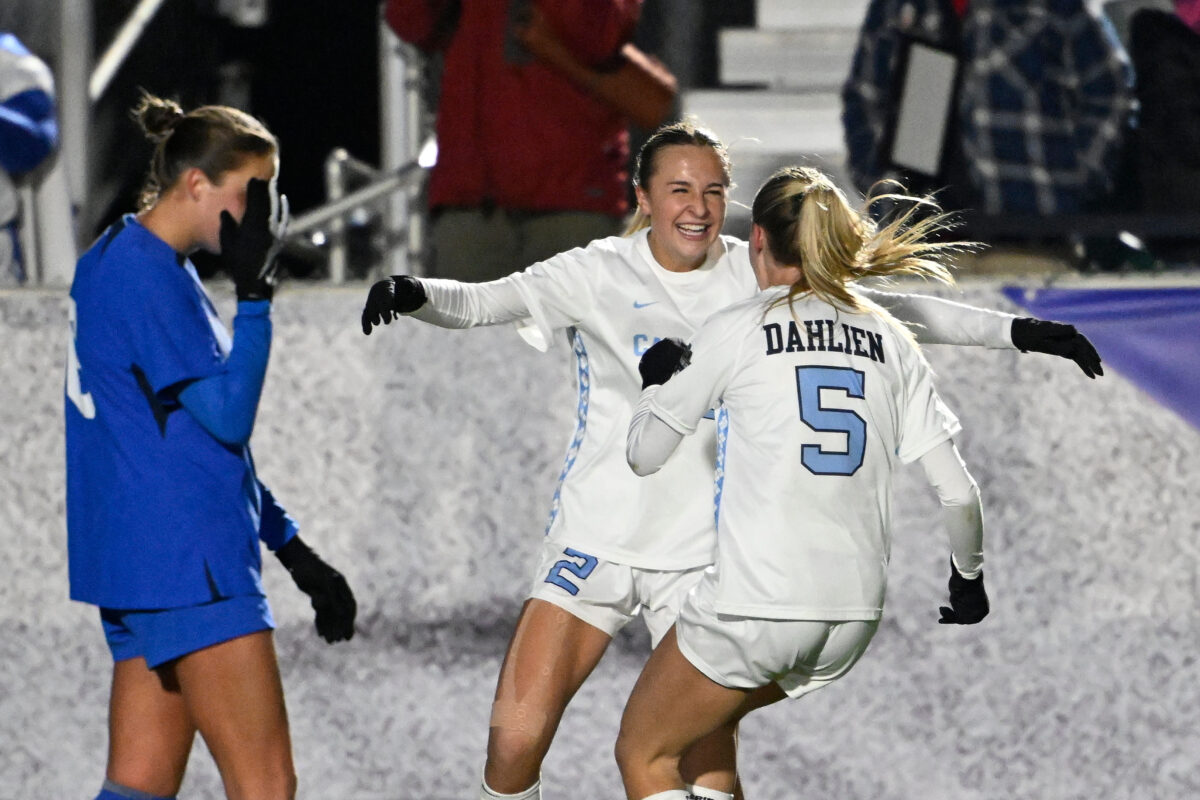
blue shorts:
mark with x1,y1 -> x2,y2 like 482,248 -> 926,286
101,595 -> 275,669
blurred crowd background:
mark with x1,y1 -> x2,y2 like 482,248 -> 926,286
3,0 -> 1197,288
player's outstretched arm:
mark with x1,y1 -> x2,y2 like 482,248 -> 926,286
275,536 -> 357,643
1011,318 -> 1104,378
863,289 -> 1104,378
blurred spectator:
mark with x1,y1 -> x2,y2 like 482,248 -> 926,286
843,0 -> 1135,218
1129,0 -> 1200,262
0,31 -> 58,284
386,0 -> 675,282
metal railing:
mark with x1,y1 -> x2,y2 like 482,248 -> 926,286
288,140 -> 433,283
17,2 -> 431,286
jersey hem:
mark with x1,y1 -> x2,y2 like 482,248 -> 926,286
546,534 -> 714,573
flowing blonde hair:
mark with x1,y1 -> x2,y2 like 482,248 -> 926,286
753,166 -> 973,342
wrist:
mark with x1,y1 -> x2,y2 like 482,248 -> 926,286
392,275 -> 428,313
1009,317 -> 1036,351
275,535 -> 312,569
952,553 -> 983,580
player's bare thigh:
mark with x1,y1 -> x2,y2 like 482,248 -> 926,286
485,598 -> 612,792
171,630 -> 295,800
106,657 -> 196,797
615,627 -> 778,799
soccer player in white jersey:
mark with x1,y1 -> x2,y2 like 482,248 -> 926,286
618,165 -> 989,800
360,122 -> 1097,800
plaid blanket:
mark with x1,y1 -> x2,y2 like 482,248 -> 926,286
842,0 -> 1135,214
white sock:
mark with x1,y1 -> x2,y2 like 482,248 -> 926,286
480,774 -> 541,800
685,785 -> 734,800
637,792 -> 689,800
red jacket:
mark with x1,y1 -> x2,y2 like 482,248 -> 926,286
387,0 -> 640,216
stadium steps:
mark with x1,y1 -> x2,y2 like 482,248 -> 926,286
680,0 -> 869,238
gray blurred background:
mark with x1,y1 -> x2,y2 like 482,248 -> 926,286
4,282 -> 1200,798
3,0 -> 1199,797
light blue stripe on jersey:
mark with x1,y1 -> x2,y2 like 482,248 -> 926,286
544,327 -> 591,536
714,405 -> 729,529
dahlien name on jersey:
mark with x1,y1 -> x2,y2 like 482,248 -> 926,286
762,319 -> 886,363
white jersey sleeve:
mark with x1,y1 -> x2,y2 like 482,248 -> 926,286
408,243 -> 600,351
409,277 -> 530,329
508,246 -> 598,351
893,340 -> 962,464
860,287 -> 1016,347
917,439 -> 984,578
626,386 -> 685,476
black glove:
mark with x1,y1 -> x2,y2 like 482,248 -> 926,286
219,177 -> 289,302
1011,318 -> 1103,379
638,337 -> 692,389
275,536 -> 357,643
361,275 -> 428,334
938,557 -> 989,625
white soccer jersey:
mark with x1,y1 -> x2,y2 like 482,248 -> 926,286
633,287 -> 962,619
419,230 -> 757,569
412,229 -> 1009,571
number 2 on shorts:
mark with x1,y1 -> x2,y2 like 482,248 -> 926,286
544,548 -> 598,596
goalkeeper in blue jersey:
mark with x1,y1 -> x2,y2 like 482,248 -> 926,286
65,93 -> 355,800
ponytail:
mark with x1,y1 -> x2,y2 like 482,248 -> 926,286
753,167 -> 974,341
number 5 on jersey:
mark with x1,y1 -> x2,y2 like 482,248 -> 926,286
796,366 -> 865,476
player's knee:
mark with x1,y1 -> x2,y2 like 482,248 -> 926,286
487,697 -> 553,763
485,729 -> 545,790
260,759 -> 297,800
613,726 -> 640,775
217,757 -> 295,800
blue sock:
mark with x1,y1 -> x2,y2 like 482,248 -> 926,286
95,778 -> 176,800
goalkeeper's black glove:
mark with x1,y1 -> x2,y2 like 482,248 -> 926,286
938,557 -> 989,625
276,536 -> 357,643
1011,318 -> 1103,379
219,177 -> 289,302
361,275 -> 428,334
638,337 -> 692,389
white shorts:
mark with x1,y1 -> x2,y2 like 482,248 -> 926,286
675,568 -> 879,699
527,540 -> 707,647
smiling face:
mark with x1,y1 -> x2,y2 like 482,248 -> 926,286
635,144 -> 729,273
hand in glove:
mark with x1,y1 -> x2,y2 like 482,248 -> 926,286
938,557 -> 989,625
1011,318 -> 1103,379
361,275 -> 428,334
219,176 -> 289,302
638,337 -> 692,389
275,536 -> 357,642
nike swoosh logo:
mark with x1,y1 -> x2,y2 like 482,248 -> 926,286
633,301 -> 658,309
